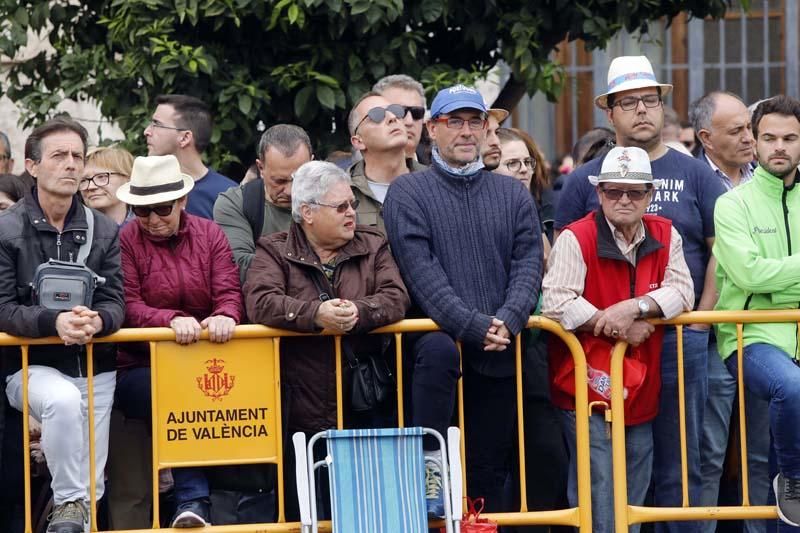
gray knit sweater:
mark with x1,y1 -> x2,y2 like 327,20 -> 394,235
384,163 -> 543,376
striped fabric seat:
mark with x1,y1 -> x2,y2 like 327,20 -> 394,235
326,428 -> 428,533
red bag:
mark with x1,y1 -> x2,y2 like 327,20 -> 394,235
442,497 -> 498,533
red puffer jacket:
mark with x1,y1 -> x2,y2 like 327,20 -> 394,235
117,212 -> 243,369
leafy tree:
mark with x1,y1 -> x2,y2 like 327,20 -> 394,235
0,0 -> 731,172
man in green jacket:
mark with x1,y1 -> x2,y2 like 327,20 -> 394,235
713,95 -> 800,528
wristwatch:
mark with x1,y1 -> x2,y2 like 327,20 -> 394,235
636,298 -> 650,318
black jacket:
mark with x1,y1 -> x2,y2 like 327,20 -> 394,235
0,192 -> 125,377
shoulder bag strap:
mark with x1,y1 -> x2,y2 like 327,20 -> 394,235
77,205 -> 94,264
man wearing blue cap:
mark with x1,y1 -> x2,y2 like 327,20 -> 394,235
384,84 -> 543,515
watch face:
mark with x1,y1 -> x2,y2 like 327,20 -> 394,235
638,299 -> 649,314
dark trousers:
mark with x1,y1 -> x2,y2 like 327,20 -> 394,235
462,356 -> 518,513
405,332 -> 461,449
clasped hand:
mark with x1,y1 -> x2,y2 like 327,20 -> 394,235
313,299 -> 359,332
55,305 -> 103,345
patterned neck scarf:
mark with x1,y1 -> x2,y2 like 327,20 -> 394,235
431,145 -> 484,178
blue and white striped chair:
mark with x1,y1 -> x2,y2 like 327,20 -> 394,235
293,426 -> 462,533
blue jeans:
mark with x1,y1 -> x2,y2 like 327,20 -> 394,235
559,410 -> 653,533
700,343 -> 772,533
653,327 -> 708,533
726,343 -> 800,533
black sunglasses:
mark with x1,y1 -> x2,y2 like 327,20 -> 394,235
354,104 -> 407,134
402,105 -> 425,120
132,202 -> 176,218
600,187 -> 651,201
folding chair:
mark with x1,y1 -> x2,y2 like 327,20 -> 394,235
293,426 -> 463,533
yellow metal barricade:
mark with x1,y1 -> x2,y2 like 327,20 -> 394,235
611,310 -> 790,531
1,316 -> 592,532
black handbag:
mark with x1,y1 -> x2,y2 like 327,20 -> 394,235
311,271 -> 395,411
343,341 -> 394,412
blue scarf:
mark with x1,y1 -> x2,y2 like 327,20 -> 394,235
431,146 -> 484,178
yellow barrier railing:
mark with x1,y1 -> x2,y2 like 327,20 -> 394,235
2,316 -> 592,533
611,310 -> 789,531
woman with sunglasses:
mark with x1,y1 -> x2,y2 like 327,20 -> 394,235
243,161 -> 410,520
80,146 -> 134,225
114,155 -> 243,528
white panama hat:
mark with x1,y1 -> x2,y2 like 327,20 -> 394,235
589,146 -> 662,188
116,155 -> 194,206
594,56 -> 673,110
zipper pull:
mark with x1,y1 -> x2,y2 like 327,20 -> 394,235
56,233 -> 62,260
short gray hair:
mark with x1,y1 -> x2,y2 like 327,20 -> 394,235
689,91 -> 745,133
256,124 -> 312,160
372,74 -> 425,99
0,131 -> 10,158
291,161 -> 352,223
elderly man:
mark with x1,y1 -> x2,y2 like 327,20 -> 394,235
347,91 -> 425,231
714,95 -> 800,530
480,108 -> 509,171
544,146 -> 693,533
555,56 -> 725,527
373,74 -> 427,159
0,117 -> 125,533
384,84 -> 542,515
214,124 -> 313,282
144,94 -> 235,219
691,91 -> 755,190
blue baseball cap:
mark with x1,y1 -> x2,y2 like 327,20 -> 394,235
430,85 -> 487,118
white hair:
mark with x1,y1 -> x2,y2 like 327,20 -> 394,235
291,161 -> 352,223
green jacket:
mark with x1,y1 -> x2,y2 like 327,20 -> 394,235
714,165 -> 800,360
349,158 -> 426,233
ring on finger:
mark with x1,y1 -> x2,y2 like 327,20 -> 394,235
611,330 -> 619,337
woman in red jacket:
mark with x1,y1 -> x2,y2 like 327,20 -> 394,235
115,155 -> 243,528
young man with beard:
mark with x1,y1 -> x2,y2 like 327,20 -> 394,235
713,95 -> 800,531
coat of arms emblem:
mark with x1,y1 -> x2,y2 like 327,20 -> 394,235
197,358 -> 235,401
618,149 -> 631,177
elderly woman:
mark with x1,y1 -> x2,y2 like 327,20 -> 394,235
115,154 -> 243,528
80,146 -> 134,225
244,160 -> 410,518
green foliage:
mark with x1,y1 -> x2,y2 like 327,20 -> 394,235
0,0 -> 729,167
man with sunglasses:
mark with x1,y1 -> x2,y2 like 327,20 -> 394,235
544,146 -> 693,533
0,117 -> 125,533
144,94 -> 236,220
347,92 -> 426,232
384,84 -> 542,517
373,74 -> 427,159
554,55 -> 726,533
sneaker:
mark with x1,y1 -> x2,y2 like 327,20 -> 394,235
47,500 -> 88,533
425,456 -> 445,519
170,498 -> 211,528
774,473 -> 800,526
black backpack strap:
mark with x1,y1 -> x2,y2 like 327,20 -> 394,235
242,177 -> 266,241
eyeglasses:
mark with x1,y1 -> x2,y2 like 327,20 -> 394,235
402,106 -> 425,120
146,120 -> 188,132
353,104 -> 406,134
612,94 -> 662,111
600,187 -> 651,201
432,116 -> 487,131
310,198 -> 360,213
79,172 -> 125,190
132,202 -> 176,218
503,157 -> 536,173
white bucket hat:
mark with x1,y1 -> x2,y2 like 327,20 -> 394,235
589,147 -> 662,187
594,56 -> 673,110
116,155 -> 194,206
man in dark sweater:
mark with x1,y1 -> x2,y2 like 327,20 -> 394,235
384,85 -> 543,515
